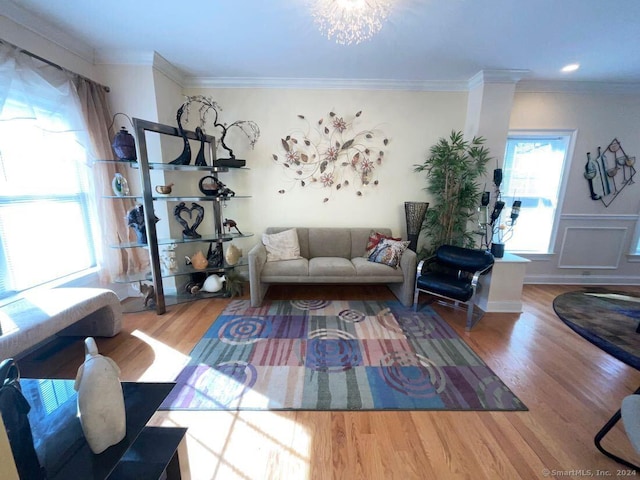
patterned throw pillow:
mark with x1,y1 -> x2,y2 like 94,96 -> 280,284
367,238 -> 410,268
365,231 -> 401,256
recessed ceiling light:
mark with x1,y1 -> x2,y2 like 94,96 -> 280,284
561,63 -> 580,73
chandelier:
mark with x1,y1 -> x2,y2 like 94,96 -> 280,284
312,0 -> 393,45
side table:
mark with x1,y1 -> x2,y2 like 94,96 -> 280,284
22,379 -> 187,479
475,252 -> 530,313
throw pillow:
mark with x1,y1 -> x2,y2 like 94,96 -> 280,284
262,228 -> 301,262
365,230 -> 401,257
367,238 -> 410,268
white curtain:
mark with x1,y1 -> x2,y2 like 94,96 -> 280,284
0,39 -> 148,284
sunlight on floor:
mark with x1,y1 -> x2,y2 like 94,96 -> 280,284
130,329 -> 191,381
153,410 -> 311,480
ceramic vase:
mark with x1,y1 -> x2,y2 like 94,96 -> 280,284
202,274 -> 226,292
225,244 -> 242,266
111,173 -> 130,196
74,337 -> 126,454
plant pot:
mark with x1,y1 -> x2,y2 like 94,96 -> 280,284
490,243 -> 505,258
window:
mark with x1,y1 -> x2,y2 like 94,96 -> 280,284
500,132 -> 573,254
0,98 -> 97,300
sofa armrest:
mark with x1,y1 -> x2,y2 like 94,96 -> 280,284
248,242 -> 269,306
387,247 -> 417,307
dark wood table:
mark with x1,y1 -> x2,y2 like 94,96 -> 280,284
23,379 -> 186,479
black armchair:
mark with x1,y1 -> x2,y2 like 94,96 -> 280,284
414,245 -> 494,330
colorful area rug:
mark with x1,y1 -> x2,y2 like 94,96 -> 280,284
553,290 -> 640,370
160,299 -> 527,411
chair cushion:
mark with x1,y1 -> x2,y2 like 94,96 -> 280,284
417,272 -> 474,302
436,245 -> 494,273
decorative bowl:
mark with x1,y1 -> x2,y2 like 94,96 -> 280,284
155,184 -> 173,195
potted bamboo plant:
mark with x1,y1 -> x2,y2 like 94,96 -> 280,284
414,130 -> 491,257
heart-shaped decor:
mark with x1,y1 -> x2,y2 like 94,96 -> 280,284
173,202 -> 204,239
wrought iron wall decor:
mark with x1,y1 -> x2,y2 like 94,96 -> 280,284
584,138 -> 636,207
273,110 -> 389,202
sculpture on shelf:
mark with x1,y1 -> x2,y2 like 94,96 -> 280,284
74,337 -> 126,454
139,281 -> 155,307
207,242 -> 223,267
111,173 -> 130,196
126,204 -> 159,244
180,95 -> 260,166
223,218 -> 243,235
225,243 -> 242,265
194,126 -> 208,166
185,250 -> 208,270
169,104 -> 191,165
173,202 -> 204,239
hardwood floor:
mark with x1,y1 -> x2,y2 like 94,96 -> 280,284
20,284 -> 640,479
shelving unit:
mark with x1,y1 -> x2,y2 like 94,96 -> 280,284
104,118 -> 251,314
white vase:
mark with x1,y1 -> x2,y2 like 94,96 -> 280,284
202,274 -> 226,292
74,337 -> 126,454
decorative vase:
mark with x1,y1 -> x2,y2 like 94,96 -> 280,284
111,173 -> 130,196
112,126 -> 137,161
225,244 -> 242,266
74,337 -> 126,454
404,201 -> 429,252
185,251 -> 208,270
490,243 -> 505,258
201,274 -> 226,293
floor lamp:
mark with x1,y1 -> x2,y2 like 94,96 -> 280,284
404,202 -> 429,252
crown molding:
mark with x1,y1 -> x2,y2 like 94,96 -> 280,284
183,76 -> 469,91
1,1 -> 95,63
467,69 -> 530,89
94,50 -> 186,86
517,80 -> 640,94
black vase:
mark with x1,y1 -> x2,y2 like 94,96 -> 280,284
490,243 -> 505,258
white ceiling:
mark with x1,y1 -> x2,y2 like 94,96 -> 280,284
3,0 -> 640,88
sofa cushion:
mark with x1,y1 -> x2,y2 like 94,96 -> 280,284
262,257 -> 309,276
352,257 -> 404,280
309,257 -> 356,276
262,228 -> 302,261
308,228 -> 352,259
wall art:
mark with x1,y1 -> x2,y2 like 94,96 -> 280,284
273,110 -> 389,202
584,138 -> 636,207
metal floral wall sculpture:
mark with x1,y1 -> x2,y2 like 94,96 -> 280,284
273,110 -> 389,202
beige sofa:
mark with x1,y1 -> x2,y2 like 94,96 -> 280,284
248,227 -> 417,307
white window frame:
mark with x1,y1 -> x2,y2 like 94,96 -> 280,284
502,129 -> 576,255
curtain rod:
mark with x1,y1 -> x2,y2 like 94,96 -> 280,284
1,38 -> 110,92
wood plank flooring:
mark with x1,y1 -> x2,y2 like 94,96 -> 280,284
19,284 -> 640,479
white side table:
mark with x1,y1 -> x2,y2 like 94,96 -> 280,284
475,253 -> 530,313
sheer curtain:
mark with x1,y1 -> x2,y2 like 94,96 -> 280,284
74,78 -> 148,282
0,39 -> 147,285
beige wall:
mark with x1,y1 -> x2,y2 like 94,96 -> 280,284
510,90 -> 640,283
3,16 -> 640,286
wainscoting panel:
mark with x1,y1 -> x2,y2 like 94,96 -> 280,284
558,226 -> 628,269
